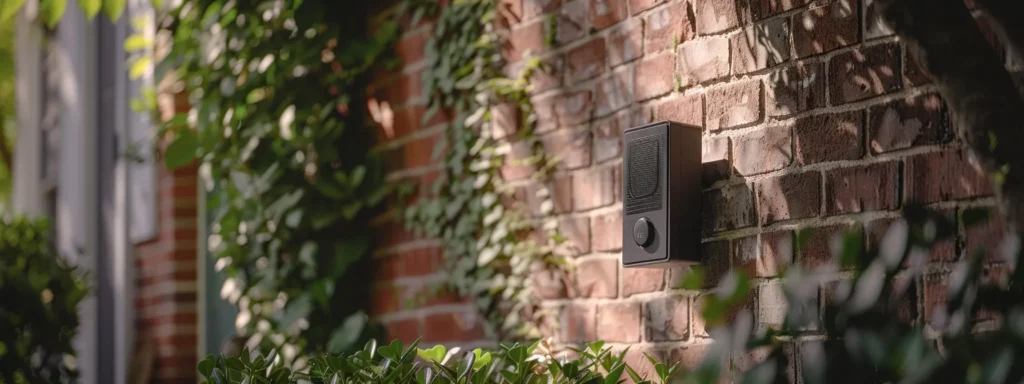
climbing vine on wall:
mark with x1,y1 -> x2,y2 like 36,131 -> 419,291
151,0 -> 406,366
403,0 -> 567,339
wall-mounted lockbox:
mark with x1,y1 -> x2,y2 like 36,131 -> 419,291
622,121 -> 702,267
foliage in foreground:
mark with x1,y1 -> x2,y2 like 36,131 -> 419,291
0,216 -> 86,384
198,340 -> 680,384
199,204 -> 1024,383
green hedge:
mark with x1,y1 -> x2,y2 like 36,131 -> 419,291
0,216 -> 87,383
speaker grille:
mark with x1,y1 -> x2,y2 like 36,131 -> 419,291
626,135 -> 663,215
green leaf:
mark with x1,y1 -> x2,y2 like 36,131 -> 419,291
164,129 -> 197,169
78,0 -> 99,18
197,354 -> 217,377
41,0 -> 68,28
417,345 -> 446,363
278,294 -> 312,329
326,311 -> 368,353
679,266 -> 705,290
123,34 -> 152,51
471,349 -> 491,370
0,0 -> 25,22
101,0 -> 124,20
378,339 -> 403,361
130,56 -> 151,79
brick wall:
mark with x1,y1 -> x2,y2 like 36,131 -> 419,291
374,0 -> 1014,370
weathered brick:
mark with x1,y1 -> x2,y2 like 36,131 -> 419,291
645,295 -> 690,341
862,0 -> 893,40
573,165 -> 617,210
593,112 -> 628,163
645,1 -> 695,52
744,0 -> 809,20
702,136 -> 730,185
868,93 -> 950,154
500,140 -> 536,180
590,0 -> 628,30
731,235 -> 759,277
401,133 -> 441,169
828,43 -> 902,104
695,0 -> 739,34
757,172 -> 821,225
540,128 -> 592,170
677,37 -> 730,87
574,258 -> 619,298
622,268 -> 665,297
923,274 -> 946,325
757,283 -> 787,330
792,0 -> 859,58
905,149 -> 993,204
733,126 -> 793,176
623,348 -> 669,381
665,344 -> 709,370
700,240 -> 731,288
567,37 -> 608,82
761,230 -> 794,276
490,103 -> 520,140
631,0 -> 666,14
798,223 -> 860,269
607,19 -> 644,66
423,311 -> 486,342
594,67 -> 634,117
598,301 -> 642,342
656,94 -> 703,127
963,207 -> 1007,262
768,61 -> 826,117
533,88 -> 593,131
561,302 -> 598,342
634,52 -> 676,101
732,18 -> 790,74
866,216 -> 955,263
826,162 -> 899,216
702,184 -> 756,233
533,266 -> 570,299
559,215 -> 592,256
505,19 -> 546,61
707,79 -> 763,131
591,210 -> 623,252
794,111 -> 864,165
557,0 -> 588,44
523,0 -> 560,19
396,29 -> 429,65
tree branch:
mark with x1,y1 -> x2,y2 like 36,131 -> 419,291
876,0 -> 1024,242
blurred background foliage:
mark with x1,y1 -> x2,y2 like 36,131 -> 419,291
0,16 -> 14,211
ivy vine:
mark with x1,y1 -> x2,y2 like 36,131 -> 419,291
404,0 -> 567,339
152,0 -> 406,366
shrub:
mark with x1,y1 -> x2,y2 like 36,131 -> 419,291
0,216 -> 87,383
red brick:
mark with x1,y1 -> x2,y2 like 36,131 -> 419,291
731,235 -> 759,277
826,162 -> 899,216
567,37 -> 608,82
645,1 -> 695,52
866,216 -> 955,263
731,18 -> 790,74
523,0 -> 560,19
559,215 -> 592,256
634,52 -> 675,101
499,140 -> 536,181
400,247 -> 443,277
529,174 -> 573,216
706,79 -> 763,131
702,136 -> 730,185
761,230 -> 794,276
574,258 -> 618,298
747,0 -> 809,20
828,43 -> 902,104
794,111 -> 863,165
677,37 -> 729,87
792,0 -> 859,58
370,285 -> 405,315
423,311 -> 486,342
905,149 -> 993,204
533,88 -> 593,130
384,71 -> 423,106
645,295 -> 689,341
797,223 -> 859,269
590,0 -> 628,30
490,103 -> 519,140
963,207 -> 1006,262
863,0 -> 893,40
591,210 -> 623,252
540,129 -> 592,170
594,67 -> 634,117
561,302 -> 598,342
622,268 -> 665,297
733,126 -> 793,176
593,113 -> 627,163
391,104 -> 451,139
384,318 -> 422,344
656,94 -> 703,127
557,0 -> 589,44
665,344 -> 709,370
573,165 -> 616,211
757,283 -> 788,329
598,301 -> 642,342
533,266 -> 570,299
497,0 -> 524,27
694,0 -> 739,34
923,274 -> 947,325
702,183 -> 756,234
868,93 -> 950,153
607,19 -> 644,66
505,19 -> 546,61
768,61 -> 826,117
631,0 -> 666,14
623,348 -> 669,381
396,29 -> 429,65
757,172 -> 821,225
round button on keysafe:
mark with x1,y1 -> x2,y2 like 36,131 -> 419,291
633,217 -> 654,247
